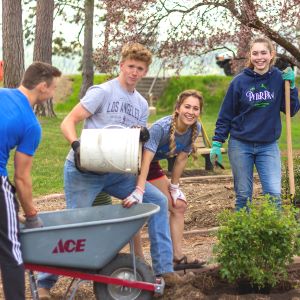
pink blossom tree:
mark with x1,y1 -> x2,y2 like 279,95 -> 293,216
93,0 -> 300,73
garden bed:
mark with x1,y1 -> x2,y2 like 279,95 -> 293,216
2,174 -> 300,299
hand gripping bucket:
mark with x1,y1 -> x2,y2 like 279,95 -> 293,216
79,127 -> 142,174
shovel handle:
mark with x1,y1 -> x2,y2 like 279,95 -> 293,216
285,80 -> 295,196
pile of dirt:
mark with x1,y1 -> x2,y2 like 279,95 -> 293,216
162,268 -> 300,300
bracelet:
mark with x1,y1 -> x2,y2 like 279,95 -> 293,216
136,186 -> 145,194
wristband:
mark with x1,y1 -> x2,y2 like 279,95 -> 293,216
136,186 -> 145,194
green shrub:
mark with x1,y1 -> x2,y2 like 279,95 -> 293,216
213,196 -> 300,288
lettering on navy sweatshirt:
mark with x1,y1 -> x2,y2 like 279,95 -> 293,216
213,67 -> 300,143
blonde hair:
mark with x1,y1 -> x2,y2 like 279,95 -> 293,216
120,43 -> 152,67
246,36 -> 276,69
169,89 -> 203,159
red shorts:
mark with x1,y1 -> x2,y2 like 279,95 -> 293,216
147,161 -> 166,181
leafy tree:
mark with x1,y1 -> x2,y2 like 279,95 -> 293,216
23,0 -> 84,58
23,0 -> 105,60
2,0 -> 25,87
93,0 -> 300,73
24,0 -> 100,114
93,0 -> 159,73
23,0 -> 108,102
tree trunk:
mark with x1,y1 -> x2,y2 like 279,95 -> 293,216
2,0 -> 24,87
33,0 -> 55,117
79,0 -> 95,99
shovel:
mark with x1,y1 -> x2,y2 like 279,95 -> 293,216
284,79 -> 296,204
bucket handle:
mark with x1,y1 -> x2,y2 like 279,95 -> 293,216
103,124 -> 126,129
97,125 -> 139,174
99,125 -> 127,146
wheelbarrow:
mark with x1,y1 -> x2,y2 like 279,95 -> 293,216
20,203 -> 164,300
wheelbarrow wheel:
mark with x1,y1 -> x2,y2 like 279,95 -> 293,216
93,253 -> 155,300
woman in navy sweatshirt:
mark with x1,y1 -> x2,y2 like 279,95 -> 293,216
210,36 -> 300,210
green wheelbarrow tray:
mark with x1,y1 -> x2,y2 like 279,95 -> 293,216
20,203 -> 159,270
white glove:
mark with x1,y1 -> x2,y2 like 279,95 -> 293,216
123,186 -> 144,208
25,215 -> 44,229
169,183 -> 186,207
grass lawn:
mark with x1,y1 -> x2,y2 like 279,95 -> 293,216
17,106 -> 299,197
6,75 -> 300,197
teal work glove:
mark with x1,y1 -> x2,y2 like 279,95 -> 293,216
282,67 -> 295,89
210,141 -> 223,164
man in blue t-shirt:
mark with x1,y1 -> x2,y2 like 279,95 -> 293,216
0,62 -> 61,300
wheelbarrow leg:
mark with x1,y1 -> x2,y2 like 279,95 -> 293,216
28,270 -> 40,300
129,238 -> 137,280
64,278 -> 87,300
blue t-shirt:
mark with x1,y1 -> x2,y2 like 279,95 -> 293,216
144,115 -> 201,161
0,89 -> 41,176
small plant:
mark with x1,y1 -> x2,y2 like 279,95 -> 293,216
213,196 -> 300,289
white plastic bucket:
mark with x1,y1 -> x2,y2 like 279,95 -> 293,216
80,127 -> 142,174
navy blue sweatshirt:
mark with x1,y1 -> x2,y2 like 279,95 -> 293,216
213,67 -> 300,143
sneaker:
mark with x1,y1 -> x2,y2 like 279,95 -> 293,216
159,272 -> 184,287
38,287 -> 51,300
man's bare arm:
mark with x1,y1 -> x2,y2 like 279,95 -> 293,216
60,103 -> 92,143
14,151 -> 36,216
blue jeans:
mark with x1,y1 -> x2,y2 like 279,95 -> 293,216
38,160 -> 173,289
228,137 -> 281,211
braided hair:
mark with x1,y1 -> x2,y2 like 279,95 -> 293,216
169,89 -> 203,159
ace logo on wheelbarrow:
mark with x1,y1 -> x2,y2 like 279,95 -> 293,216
52,238 -> 87,254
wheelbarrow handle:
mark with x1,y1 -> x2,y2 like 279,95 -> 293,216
285,80 -> 295,197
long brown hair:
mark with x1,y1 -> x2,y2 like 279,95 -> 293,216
245,36 -> 276,69
169,89 -> 203,159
